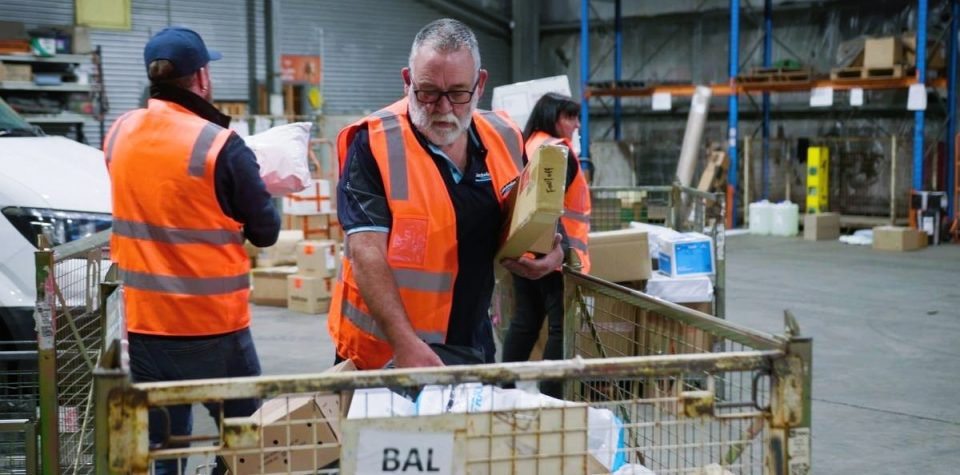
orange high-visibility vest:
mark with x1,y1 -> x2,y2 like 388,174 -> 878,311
105,99 -> 251,336
525,131 -> 591,273
329,98 -> 523,369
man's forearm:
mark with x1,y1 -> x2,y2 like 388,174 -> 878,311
348,233 -> 418,347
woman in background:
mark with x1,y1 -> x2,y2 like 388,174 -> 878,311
501,93 -> 591,398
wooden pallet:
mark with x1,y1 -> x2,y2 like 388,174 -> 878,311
737,67 -> 812,84
830,64 -> 904,81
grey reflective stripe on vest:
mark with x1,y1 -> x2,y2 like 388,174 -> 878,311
564,209 -> 591,224
479,111 -> 523,170
188,123 -> 224,177
371,110 -> 408,200
568,237 -> 588,253
342,301 -> 444,344
104,112 -> 134,165
393,268 -> 453,292
113,219 -> 243,245
119,269 -> 249,296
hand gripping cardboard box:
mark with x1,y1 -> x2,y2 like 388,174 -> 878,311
223,359 -> 356,474
495,144 -> 567,264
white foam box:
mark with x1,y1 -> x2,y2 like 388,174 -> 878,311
223,359 -> 355,474
657,232 -> 715,278
645,273 -> 714,304
251,266 -> 298,307
287,274 -> 333,314
495,144 -> 567,262
284,179 -> 332,215
295,240 -> 339,278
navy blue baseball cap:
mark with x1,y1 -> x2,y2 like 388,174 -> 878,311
144,27 -> 222,77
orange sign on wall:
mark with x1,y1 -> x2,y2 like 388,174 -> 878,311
281,55 -> 322,84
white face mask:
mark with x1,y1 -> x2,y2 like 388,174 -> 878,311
408,88 -> 476,147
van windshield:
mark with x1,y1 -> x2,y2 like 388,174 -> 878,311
0,97 -> 41,137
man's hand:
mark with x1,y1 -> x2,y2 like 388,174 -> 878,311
392,336 -> 444,368
500,233 -> 564,280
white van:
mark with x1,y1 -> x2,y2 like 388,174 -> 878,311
0,98 -> 111,345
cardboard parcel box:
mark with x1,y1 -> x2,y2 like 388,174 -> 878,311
588,228 -> 652,283
295,240 -> 339,278
495,144 -> 567,264
873,226 -> 927,252
224,359 -> 356,474
251,266 -> 297,306
287,274 -> 333,314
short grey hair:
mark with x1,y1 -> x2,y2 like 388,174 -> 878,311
408,18 -> 481,74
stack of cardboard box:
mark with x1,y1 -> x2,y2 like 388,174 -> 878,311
249,230 -> 303,307
287,240 -> 340,314
283,179 -> 343,242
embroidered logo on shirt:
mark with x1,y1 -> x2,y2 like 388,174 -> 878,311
475,171 -> 492,183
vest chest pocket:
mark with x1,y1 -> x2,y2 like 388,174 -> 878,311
388,216 -> 429,267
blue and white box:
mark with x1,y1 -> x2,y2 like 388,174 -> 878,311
657,232 -> 715,277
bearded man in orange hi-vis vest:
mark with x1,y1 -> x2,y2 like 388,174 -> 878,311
330,18 -> 564,370
104,27 -> 280,475
501,93 -> 592,398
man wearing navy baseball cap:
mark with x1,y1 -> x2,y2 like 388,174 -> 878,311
104,26 -> 279,475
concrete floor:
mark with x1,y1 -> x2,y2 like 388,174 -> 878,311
195,234 -> 960,473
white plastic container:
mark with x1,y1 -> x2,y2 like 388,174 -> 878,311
749,200 -> 773,235
771,201 -> 799,236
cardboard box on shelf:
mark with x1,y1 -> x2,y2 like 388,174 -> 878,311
873,226 -> 927,252
251,266 -> 297,307
496,144 -> 567,263
284,180 -> 332,215
903,33 -> 946,70
657,232 -> 715,278
295,240 -> 339,278
0,62 -> 32,82
863,36 -> 903,68
256,230 -> 303,267
287,274 -> 333,314
588,228 -> 652,283
224,360 -> 355,474
803,212 -> 840,241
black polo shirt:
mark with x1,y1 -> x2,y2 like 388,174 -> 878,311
337,117 -> 505,360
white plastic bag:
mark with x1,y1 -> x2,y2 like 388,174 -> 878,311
243,122 -> 313,196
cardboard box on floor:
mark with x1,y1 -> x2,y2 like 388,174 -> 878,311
287,274 -> 333,314
295,240 -> 339,278
804,212 -> 840,241
284,213 -> 331,241
873,226 -> 927,252
251,266 -> 297,306
588,228 -> 652,283
223,359 -> 356,474
495,144 -> 567,264
256,230 -> 304,267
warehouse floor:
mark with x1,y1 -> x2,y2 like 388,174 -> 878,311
191,234 -> 960,473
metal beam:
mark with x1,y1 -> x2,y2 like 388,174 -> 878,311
580,0 -> 591,162
614,0 -> 623,140
913,0 -> 928,199
414,0 -> 511,39
511,0 -> 539,81
947,0 -> 958,219
728,0 -> 740,228
762,0 -> 772,200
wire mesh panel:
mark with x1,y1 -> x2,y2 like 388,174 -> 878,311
100,268 -> 809,475
0,344 -> 38,475
590,186 -> 674,231
37,230 -> 112,475
564,271 -> 785,474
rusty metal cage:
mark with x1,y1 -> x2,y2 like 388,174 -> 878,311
96,268 -> 810,475
34,230 -> 113,474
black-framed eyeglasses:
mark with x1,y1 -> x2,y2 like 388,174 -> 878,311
413,76 -> 480,105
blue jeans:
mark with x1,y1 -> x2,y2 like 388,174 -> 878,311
129,328 -> 262,475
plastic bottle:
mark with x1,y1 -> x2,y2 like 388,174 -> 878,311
749,200 -> 773,235
771,201 -> 799,236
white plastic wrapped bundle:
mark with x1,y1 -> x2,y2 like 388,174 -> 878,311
243,122 -> 313,196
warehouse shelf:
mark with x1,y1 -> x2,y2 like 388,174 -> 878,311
0,53 -> 91,64
0,81 -> 92,92
587,76 -> 949,98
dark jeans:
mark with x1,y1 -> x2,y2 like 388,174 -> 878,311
129,327 -> 262,475
501,271 -> 565,398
